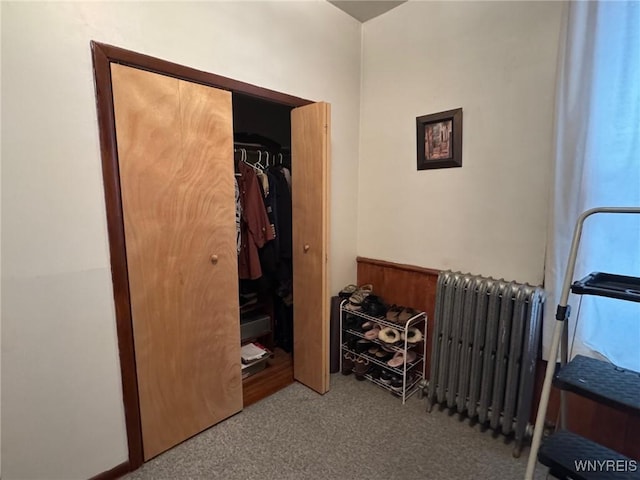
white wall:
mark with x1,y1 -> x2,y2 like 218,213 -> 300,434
1,2 -> 361,478
358,1 -> 564,285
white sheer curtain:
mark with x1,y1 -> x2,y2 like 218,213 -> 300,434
543,1 -> 640,371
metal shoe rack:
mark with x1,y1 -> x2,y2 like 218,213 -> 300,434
340,300 -> 427,404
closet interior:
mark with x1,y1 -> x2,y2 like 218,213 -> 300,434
232,93 -> 296,406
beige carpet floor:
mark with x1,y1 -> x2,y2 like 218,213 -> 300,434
124,373 -> 550,480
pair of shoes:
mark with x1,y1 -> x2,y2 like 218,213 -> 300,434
387,350 -> 417,368
368,347 -> 391,361
386,305 -> 419,324
353,357 -> 371,380
397,307 -> 419,324
385,305 -> 403,322
364,325 -> 381,340
346,284 -> 373,310
360,320 -> 377,331
342,352 -> 356,375
390,375 -> 404,392
361,295 -> 387,317
339,284 -> 358,299
402,327 -> 423,343
380,371 -> 404,390
378,326 -> 401,345
344,313 -> 360,331
354,339 -> 372,353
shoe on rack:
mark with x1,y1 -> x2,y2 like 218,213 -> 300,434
385,305 -> 402,323
339,284 -> 358,299
361,295 -> 387,318
347,284 -> 374,308
378,326 -> 401,345
361,320 -> 376,331
397,307 -> 419,325
390,375 -> 404,391
364,326 -> 382,341
342,352 -> 355,375
354,339 -> 372,353
387,350 -> 417,368
353,357 -> 371,380
344,313 -> 360,331
375,349 -> 393,361
401,327 -> 423,343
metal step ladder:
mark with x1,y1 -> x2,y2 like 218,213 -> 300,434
525,207 -> 640,480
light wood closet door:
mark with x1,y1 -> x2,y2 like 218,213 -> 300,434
291,102 -> 331,394
111,64 -> 242,460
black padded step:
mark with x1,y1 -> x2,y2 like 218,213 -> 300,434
571,272 -> 640,302
554,355 -> 640,415
539,430 -> 640,480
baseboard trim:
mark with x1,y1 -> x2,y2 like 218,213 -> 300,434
88,461 -> 131,480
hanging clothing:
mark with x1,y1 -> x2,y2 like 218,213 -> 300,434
282,167 -> 292,192
234,177 -> 242,255
257,175 -> 279,282
257,171 -> 270,198
264,171 -> 279,243
271,168 -> 293,260
237,161 -> 275,280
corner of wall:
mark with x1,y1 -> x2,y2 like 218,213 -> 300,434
355,22 -> 366,260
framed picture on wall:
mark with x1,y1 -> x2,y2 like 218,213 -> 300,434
416,108 -> 462,170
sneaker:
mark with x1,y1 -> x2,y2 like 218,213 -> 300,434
390,375 -> 404,391
380,370 -> 392,385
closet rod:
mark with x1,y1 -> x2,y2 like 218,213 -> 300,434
233,147 -> 290,169
234,141 -> 289,151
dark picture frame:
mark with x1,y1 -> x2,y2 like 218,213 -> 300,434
416,108 -> 463,170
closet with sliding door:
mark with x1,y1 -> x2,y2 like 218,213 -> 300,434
94,42 -> 330,467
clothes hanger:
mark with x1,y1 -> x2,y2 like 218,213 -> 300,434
233,148 -> 242,176
242,148 -> 261,174
256,150 -> 262,170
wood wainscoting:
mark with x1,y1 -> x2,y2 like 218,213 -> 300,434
356,256 -> 640,461
356,257 -> 439,376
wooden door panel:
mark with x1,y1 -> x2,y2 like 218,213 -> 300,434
111,64 -> 242,460
291,102 -> 330,394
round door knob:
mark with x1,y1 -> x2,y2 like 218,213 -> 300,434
303,244 -> 310,253
210,254 -> 219,265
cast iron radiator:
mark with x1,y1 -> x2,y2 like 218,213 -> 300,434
425,271 -> 545,457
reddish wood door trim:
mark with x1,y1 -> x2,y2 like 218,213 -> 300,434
88,461 -> 131,480
91,40 -> 312,471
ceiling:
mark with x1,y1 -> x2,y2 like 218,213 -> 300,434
328,1 -> 406,23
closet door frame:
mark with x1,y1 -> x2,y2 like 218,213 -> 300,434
91,41 -> 313,472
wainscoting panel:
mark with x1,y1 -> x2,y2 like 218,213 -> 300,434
356,257 -> 439,376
